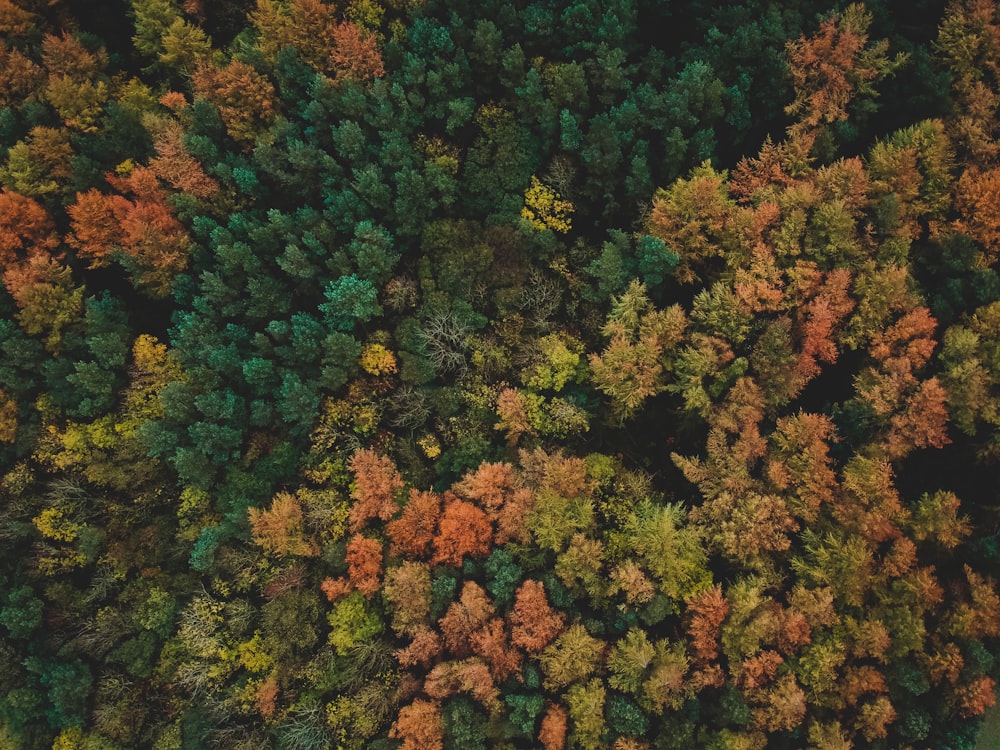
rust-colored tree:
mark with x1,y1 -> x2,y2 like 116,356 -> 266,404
345,533 -> 383,597
348,448 -> 404,533
0,189 -> 60,266
329,21 -> 385,82
686,585 -> 729,663
395,626 -> 442,669
538,703 -> 568,750
390,698 -> 443,750
67,166 -> 192,296
508,579 -> 566,653
431,495 -> 492,567
785,4 -> 903,138
794,268 -> 855,382
65,188 -> 119,267
453,461 -> 517,512
386,488 -> 441,559
470,617 -> 523,681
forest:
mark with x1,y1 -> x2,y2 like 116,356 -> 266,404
1,0 -> 999,747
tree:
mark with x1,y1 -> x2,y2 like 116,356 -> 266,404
0,388 -> 17,443
431,496 -> 492,567
453,461 -> 517,512
768,411 -> 838,521
4,254 -> 84,353
396,625 -> 443,669
249,491 -> 319,557
935,0 -> 1000,162
251,0 -> 337,70
955,676 -> 997,718
589,282 -> 687,418
130,0 -> 183,61
65,189 -> 119,268
784,4 -> 905,139
348,448 -> 403,533
0,43 -> 44,108
522,176 -> 574,233
687,585 -> 729,663
608,628 -> 655,695
751,673 -> 807,733
0,189 -> 60,267
470,618 -> 522,681
40,32 -> 110,132
329,21 -> 385,83
345,533 -> 383,597
539,623 -> 604,691
383,561 -> 432,636
647,163 -> 737,284
508,580 -> 566,653
538,703 -> 568,750
158,17 -> 211,73
390,699 -> 443,750
320,274 -> 383,332
566,679 -> 606,750
67,167 -> 193,295
192,58 -> 277,145
794,269 -> 855,382
387,489 -> 441,559
149,120 -> 218,198
438,581 -> 494,658
2,126 -> 74,197
326,590 -> 382,654
623,500 -> 710,602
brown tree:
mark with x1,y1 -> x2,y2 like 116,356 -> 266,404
67,167 -> 192,295
956,675 -> 997,718
383,561 -> 432,636
438,581 -> 495,657
65,188 -> 119,267
149,120 -> 219,199
785,4 -> 903,137
470,617 -> 523,681
0,43 -> 44,107
395,626 -> 442,669
453,461 -> 517,512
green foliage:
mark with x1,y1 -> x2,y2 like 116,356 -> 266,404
442,696 -> 487,749
320,275 -> 382,333
0,586 -> 43,640
328,592 -> 382,655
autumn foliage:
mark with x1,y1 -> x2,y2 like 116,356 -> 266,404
0,2 -> 998,749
